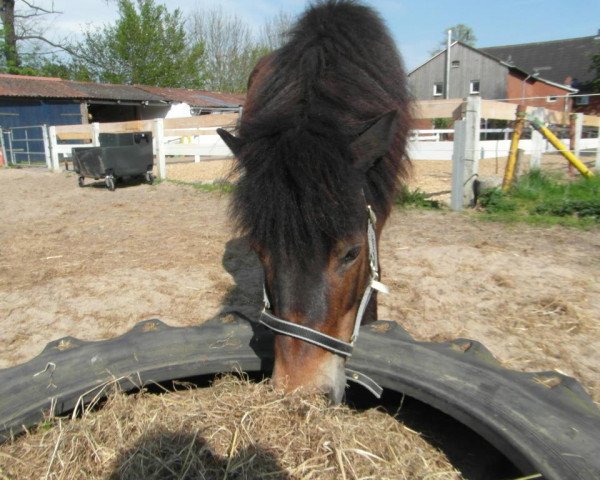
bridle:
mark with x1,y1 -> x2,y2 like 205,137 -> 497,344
259,202 -> 388,398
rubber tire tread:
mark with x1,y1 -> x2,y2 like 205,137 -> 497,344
0,317 -> 599,480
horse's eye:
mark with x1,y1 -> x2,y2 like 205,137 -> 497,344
341,246 -> 361,264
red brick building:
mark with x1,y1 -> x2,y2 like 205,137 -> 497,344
483,33 -> 600,116
506,70 -> 573,113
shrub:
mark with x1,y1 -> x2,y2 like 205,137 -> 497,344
477,188 -> 517,213
396,185 -> 441,209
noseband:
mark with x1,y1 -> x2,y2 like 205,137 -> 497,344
259,203 -> 388,398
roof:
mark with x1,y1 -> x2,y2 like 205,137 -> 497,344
0,74 -> 245,107
408,41 -> 577,93
481,34 -> 600,89
136,85 -> 244,108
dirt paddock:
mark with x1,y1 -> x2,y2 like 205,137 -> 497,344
0,166 -> 599,477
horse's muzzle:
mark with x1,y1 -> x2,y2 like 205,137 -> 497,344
271,344 -> 347,404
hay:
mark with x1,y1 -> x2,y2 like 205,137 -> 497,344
1,375 -> 462,479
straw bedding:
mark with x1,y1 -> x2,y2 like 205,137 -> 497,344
0,375 -> 462,479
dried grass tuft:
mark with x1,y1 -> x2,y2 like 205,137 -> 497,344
1,375 -> 463,480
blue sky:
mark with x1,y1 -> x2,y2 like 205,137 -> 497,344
41,0 -> 600,71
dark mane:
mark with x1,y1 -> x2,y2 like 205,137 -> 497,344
231,0 -> 411,257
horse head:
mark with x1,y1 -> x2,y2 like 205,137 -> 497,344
216,0 -> 410,403
218,111 -> 399,403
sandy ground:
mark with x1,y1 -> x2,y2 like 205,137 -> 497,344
1,166 -> 598,408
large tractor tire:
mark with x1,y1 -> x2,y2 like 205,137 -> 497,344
0,316 -> 599,479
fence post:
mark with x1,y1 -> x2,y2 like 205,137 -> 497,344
92,122 -> 100,146
596,124 -> 600,172
530,107 -> 545,170
48,126 -> 60,172
516,148 -> 525,177
0,128 -> 5,167
7,131 -> 15,165
194,135 -> 201,163
153,118 -> 166,180
464,96 -> 480,206
502,104 -> 527,191
573,113 -> 583,158
450,119 -> 466,211
568,113 -> 584,176
450,96 -> 480,209
41,125 -> 52,170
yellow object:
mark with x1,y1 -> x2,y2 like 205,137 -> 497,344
530,117 -> 594,178
502,106 -> 527,191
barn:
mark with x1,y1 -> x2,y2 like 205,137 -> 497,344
0,74 -> 244,164
407,41 -> 577,129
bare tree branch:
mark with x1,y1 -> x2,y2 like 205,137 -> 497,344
17,34 -> 85,60
18,0 -> 61,15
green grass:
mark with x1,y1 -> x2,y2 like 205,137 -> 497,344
395,185 -> 443,210
166,178 -> 235,193
477,170 -> 600,228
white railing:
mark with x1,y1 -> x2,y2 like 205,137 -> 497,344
30,99 -> 600,202
47,114 -> 240,175
408,136 -> 599,161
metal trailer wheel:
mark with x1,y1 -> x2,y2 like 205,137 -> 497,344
0,317 -> 599,479
145,171 -> 155,184
105,175 -> 115,191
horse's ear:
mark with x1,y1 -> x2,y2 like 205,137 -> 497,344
217,128 -> 243,156
351,110 -> 398,172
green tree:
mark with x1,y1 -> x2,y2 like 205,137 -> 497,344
74,0 -> 205,87
430,23 -> 477,56
447,24 -> 477,46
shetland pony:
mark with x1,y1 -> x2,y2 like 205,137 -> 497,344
218,0 -> 410,403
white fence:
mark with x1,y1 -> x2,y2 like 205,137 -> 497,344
11,98 -> 600,211
47,124 -> 599,165
47,114 -> 240,177
408,135 -> 599,161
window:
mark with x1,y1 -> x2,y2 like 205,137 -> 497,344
469,80 -> 480,94
433,82 -> 444,97
546,96 -> 557,103
451,60 -> 460,68
575,96 -> 590,106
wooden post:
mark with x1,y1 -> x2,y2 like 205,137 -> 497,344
41,125 -> 52,170
502,104 -> 527,191
92,122 -> 100,146
48,125 -> 60,172
516,148 -> 525,178
596,125 -> 600,172
450,119 -> 466,211
530,117 -> 594,178
568,113 -> 579,175
573,113 -> 583,158
530,107 -> 545,170
194,135 -> 201,163
153,118 -> 166,180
